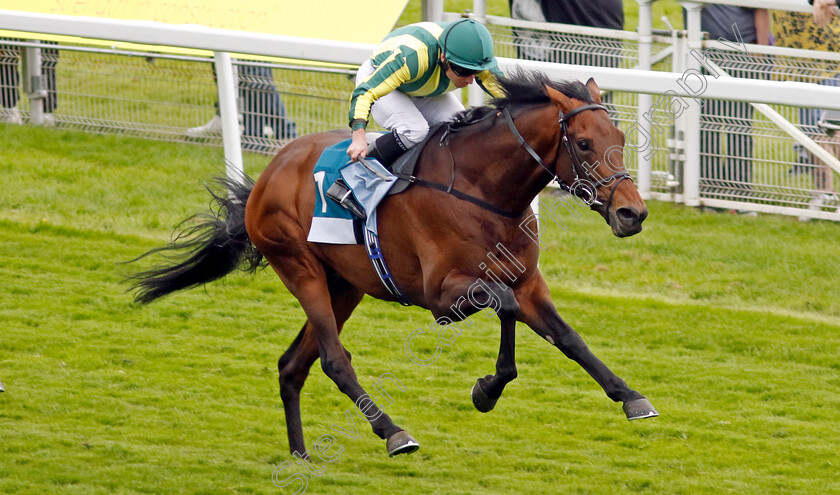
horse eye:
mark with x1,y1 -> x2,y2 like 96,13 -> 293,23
577,140 -> 591,151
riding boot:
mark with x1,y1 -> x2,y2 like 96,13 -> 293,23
367,129 -> 408,170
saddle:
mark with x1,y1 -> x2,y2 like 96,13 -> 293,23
326,108 -> 499,219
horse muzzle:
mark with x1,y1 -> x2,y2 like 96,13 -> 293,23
609,205 -> 648,237
586,176 -> 648,237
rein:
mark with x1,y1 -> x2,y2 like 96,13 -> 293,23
392,100 -> 632,218
503,104 -> 632,211
391,172 -> 524,218
391,109 -> 524,218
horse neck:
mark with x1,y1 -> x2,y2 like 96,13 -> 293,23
448,105 -> 560,215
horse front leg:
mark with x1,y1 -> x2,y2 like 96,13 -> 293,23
516,276 -> 658,420
471,304 -> 518,413
431,276 -> 520,413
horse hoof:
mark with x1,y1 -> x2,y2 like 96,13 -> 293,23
0,380 -> 4,393
386,430 -> 419,457
623,397 -> 659,420
471,380 -> 498,413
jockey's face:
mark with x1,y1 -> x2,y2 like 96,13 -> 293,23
441,56 -> 476,88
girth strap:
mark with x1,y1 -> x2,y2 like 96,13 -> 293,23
364,229 -> 411,306
391,171 -> 526,219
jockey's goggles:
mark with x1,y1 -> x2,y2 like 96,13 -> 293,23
448,62 -> 480,77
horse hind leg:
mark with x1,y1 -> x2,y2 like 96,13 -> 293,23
277,320 -> 354,457
277,272 -> 417,457
278,321 -> 318,457
278,275 -> 360,457
310,287 -> 418,455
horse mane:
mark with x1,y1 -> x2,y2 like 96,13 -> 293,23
450,69 -> 593,127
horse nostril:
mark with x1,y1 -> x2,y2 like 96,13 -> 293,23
616,207 -> 642,225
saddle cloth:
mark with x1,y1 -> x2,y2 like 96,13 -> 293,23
307,138 -> 398,244
307,123 -> 455,244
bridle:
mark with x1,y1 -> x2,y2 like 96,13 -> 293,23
502,103 -> 632,211
392,101 -> 633,220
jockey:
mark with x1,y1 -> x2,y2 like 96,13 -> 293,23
346,18 -> 506,167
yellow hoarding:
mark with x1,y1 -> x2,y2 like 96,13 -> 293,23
0,0 -> 407,56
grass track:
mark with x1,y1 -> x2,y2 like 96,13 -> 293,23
1,122 -> 839,495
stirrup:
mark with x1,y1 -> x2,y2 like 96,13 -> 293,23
326,179 -> 366,220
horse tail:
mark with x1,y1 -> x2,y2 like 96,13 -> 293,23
127,173 -> 265,304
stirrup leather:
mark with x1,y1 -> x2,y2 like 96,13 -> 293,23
325,178 -> 366,220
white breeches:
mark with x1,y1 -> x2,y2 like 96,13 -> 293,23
356,59 -> 465,148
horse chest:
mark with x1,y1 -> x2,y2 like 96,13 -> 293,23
475,220 -> 534,253
464,221 -> 538,285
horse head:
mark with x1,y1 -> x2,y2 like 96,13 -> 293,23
546,78 -> 648,237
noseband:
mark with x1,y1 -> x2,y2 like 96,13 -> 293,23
502,104 -> 632,211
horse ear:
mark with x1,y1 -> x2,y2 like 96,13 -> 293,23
585,78 -> 602,104
547,85 -> 573,112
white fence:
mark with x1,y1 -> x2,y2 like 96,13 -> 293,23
2,2 -> 840,220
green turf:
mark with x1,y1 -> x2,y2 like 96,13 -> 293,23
2,119 -> 839,495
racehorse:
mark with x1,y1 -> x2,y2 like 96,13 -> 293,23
129,70 -> 657,458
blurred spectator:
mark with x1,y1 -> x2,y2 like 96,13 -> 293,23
695,6 -> 769,197
508,0 -> 624,68
187,63 -> 296,152
772,7 -> 840,218
811,0 -> 840,26
0,40 -> 59,125
508,0 -> 624,114
238,65 -> 296,149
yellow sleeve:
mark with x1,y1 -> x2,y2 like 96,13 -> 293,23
348,51 -> 413,128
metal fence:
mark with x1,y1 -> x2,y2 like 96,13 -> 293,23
2,16 -> 839,220
699,43 -> 840,216
0,39 -> 363,155
486,18 -> 678,197
484,16 -> 840,219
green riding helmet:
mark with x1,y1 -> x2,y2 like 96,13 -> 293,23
440,19 -> 495,71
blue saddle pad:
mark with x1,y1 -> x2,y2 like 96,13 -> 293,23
308,139 -> 398,244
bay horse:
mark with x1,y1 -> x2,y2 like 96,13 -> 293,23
129,71 -> 657,458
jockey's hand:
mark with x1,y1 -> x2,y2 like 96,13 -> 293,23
348,128 -> 368,161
